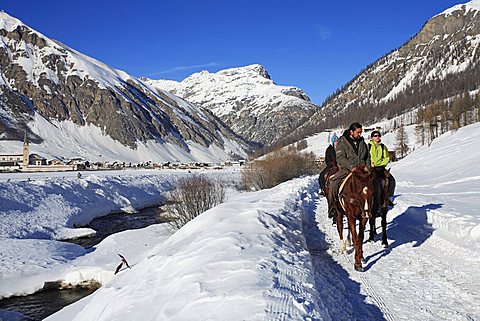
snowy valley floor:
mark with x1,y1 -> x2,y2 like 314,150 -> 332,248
41,175 -> 479,321
0,173 -> 479,320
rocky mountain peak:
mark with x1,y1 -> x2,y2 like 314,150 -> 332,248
145,64 -> 317,145
0,11 -> 23,31
216,64 -> 271,80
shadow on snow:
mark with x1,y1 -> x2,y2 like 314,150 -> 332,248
363,201 -> 443,271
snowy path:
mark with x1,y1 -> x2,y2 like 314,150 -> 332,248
303,191 -> 480,321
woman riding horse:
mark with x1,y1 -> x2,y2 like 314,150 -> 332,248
368,130 -> 396,247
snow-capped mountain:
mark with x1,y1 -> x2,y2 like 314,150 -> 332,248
144,64 -> 318,146
0,12 -> 249,162
299,0 -> 480,133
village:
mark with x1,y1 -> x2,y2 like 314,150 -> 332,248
0,133 -> 247,173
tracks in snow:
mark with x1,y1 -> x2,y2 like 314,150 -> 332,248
341,252 -> 395,321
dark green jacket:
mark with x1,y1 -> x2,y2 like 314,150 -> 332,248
336,131 -> 371,170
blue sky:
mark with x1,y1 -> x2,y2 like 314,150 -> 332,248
1,0 -> 466,104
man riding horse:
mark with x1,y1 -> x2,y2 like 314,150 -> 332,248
327,122 -> 371,219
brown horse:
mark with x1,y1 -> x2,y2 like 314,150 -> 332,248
368,168 -> 391,247
335,164 -> 374,272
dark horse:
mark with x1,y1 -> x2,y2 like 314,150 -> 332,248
368,168 -> 391,247
335,164 -> 374,272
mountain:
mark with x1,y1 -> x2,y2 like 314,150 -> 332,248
144,64 -> 318,146
0,12 -> 249,162
296,0 -> 480,136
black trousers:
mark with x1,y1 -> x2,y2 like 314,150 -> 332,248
372,167 -> 396,209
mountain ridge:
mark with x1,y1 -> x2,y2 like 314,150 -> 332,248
0,12 -> 250,162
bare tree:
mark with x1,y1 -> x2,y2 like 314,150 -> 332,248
241,147 -> 319,190
415,108 -> 426,146
164,175 -> 226,230
396,124 -> 409,159
296,139 -> 308,151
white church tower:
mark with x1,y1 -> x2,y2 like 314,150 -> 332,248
23,131 -> 29,166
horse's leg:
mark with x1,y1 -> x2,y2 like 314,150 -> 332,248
368,216 -> 376,242
348,216 -> 363,271
359,218 -> 367,265
336,210 -> 348,254
346,227 -> 352,248
381,208 -> 389,247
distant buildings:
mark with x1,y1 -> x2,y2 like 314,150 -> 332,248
1,133 -> 247,173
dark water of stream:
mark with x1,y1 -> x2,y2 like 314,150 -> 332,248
0,286 -> 98,321
0,204 -> 168,321
68,204 -> 169,248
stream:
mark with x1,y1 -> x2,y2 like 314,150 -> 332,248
0,204 -> 168,321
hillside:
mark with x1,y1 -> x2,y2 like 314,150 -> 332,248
294,0 -> 480,140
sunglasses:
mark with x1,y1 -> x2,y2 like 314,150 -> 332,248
373,135 -> 381,137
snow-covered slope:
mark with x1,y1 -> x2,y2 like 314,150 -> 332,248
298,0 -> 480,135
145,64 -> 318,145
0,12 -> 249,162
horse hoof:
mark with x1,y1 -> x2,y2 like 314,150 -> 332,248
382,242 -> 389,248
367,238 -> 374,243
361,257 -> 366,264
354,265 -> 363,272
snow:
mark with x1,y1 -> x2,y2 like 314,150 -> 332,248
0,11 -> 135,90
0,12 -> 248,163
0,169 -> 240,300
381,62 -> 422,103
0,12 -> 24,32
439,0 -> 480,17
0,113 -> 246,163
0,123 -> 479,320
145,64 -> 315,118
